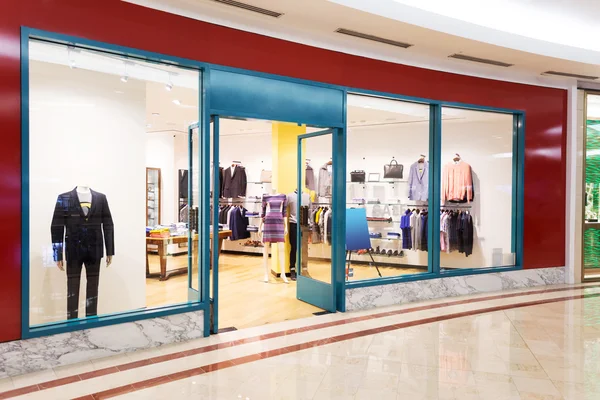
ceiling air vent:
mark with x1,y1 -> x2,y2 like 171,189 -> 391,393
542,71 -> 598,80
211,0 -> 283,18
335,28 -> 413,49
449,53 -> 513,67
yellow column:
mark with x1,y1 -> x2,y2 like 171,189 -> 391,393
271,122 -> 306,276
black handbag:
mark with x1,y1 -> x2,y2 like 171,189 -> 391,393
350,170 -> 366,183
384,159 -> 403,179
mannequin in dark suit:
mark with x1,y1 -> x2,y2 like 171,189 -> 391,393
51,187 -> 115,320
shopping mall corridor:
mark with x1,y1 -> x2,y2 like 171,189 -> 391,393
1,284 -> 600,400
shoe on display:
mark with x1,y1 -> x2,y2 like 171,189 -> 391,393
376,246 -> 381,254
387,250 -> 393,257
393,250 -> 399,256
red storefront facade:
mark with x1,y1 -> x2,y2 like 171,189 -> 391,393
0,0 -> 566,343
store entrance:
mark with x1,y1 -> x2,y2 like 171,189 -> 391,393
208,117 -> 337,332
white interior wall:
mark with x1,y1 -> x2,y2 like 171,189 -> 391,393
29,62 -> 147,325
146,132 -> 176,224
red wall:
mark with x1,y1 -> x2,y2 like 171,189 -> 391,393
0,0 -> 567,342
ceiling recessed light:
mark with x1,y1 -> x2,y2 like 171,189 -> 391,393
172,99 -> 181,106
115,90 -> 124,94
152,112 -> 160,116
165,82 -> 173,91
120,75 -> 128,83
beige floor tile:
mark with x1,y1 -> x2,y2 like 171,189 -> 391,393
0,377 -> 14,392
512,376 -> 561,396
11,368 -> 57,389
52,360 -> 95,379
553,380 -> 600,400
355,386 -> 398,400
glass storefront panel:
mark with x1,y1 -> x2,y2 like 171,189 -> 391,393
28,39 -> 200,326
346,94 -> 431,281
440,108 -> 515,271
584,94 -> 600,280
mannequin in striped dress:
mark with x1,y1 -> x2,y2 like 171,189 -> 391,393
259,193 -> 289,283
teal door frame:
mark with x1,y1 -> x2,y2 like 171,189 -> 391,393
295,129 -> 344,312
187,124 -> 200,302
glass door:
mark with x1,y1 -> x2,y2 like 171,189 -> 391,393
296,130 -> 338,312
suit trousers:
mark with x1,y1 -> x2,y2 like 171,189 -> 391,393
289,222 -> 297,271
67,255 -> 101,320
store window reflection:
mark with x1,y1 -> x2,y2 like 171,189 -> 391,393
28,40 -> 200,326
584,93 -> 600,280
346,94 -> 430,281
440,108 -> 515,271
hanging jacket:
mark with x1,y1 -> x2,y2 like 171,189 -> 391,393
229,207 -> 250,241
408,161 -> 429,201
222,166 -> 247,198
318,163 -> 332,198
305,165 -> 316,192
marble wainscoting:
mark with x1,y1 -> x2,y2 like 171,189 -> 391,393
346,267 -> 566,311
0,310 -> 204,378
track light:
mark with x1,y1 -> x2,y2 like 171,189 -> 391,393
166,73 -> 173,91
67,46 -> 78,69
121,61 -> 130,83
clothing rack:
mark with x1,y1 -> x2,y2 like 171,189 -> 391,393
441,205 -> 472,209
218,200 -> 262,204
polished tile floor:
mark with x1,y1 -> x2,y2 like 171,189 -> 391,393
2,283 -> 600,399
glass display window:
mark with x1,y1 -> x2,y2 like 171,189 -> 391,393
346,94 -> 431,281
27,39 -> 201,327
439,108 -> 516,271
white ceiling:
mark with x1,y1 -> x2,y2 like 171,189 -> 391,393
334,0 -> 600,63
386,0 -> 600,51
126,0 -> 600,88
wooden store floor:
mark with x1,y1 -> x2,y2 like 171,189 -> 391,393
146,252 -> 424,330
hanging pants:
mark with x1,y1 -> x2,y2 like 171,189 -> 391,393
289,222 -> 298,271
67,255 -> 101,320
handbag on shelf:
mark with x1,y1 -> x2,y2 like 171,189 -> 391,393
350,170 -> 366,183
260,170 -> 272,183
383,159 -> 404,179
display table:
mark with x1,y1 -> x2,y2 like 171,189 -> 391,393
146,230 -> 232,281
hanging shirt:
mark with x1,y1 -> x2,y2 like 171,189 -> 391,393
441,161 -> 473,203
77,191 -> 92,217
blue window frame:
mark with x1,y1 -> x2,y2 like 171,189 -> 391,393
19,27 -> 525,339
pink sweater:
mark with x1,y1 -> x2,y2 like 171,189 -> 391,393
442,161 -> 473,203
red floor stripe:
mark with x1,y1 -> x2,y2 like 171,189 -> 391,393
80,291 -> 600,399
0,283 -> 598,399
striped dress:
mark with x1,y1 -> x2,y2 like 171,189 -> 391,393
261,194 -> 287,243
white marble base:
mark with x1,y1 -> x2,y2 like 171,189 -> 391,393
346,267 -> 566,311
0,310 -> 203,378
